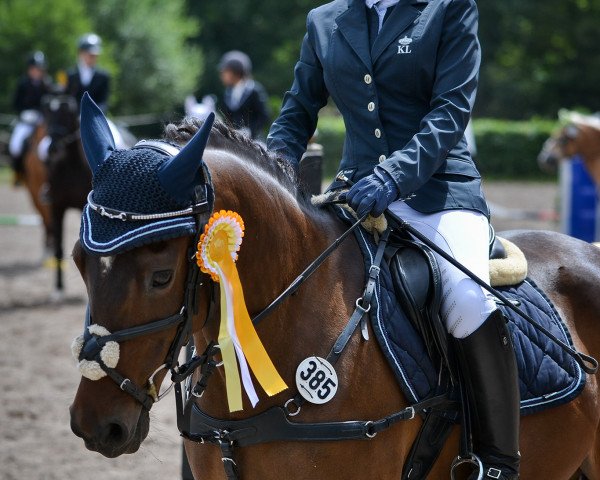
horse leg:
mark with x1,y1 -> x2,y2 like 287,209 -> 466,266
52,206 -> 65,294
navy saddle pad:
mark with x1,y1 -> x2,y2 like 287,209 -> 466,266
338,208 -> 586,415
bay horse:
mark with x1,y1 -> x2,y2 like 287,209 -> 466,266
538,110 -> 600,186
19,121 -> 54,257
69,113 -> 600,479
42,94 -> 93,293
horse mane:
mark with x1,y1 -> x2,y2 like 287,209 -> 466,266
162,117 -> 299,192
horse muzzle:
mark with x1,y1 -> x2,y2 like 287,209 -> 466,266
69,399 -> 150,458
537,150 -> 560,172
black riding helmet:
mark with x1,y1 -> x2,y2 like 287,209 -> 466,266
78,33 -> 102,55
27,51 -> 46,68
218,50 -> 252,78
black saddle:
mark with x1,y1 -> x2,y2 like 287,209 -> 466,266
386,226 -> 506,371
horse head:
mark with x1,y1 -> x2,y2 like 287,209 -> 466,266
42,94 -> 79,151
538,110 -> 600,174
537,123 -> 581,172
70,93 -> 215,457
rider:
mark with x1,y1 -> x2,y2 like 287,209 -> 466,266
267,1 -> 520,478
8,51 -> 50,185
219,51 -> 270,140
66,33 -> 110,112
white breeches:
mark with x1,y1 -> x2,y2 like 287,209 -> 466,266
388,202 -> 497,339
9,122 -> 35,157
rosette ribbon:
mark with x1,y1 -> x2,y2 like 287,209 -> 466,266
196,210 -> 287,412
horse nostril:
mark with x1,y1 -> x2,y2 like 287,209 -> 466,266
101,421 -> 129,447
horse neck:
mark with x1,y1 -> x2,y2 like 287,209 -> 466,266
207,152 -> 335,315
192,153 -> 379,416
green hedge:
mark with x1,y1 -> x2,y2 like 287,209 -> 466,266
316,116 -> 559,181
473,118 -> 558,180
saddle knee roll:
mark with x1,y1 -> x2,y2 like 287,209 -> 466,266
388,239 -> 449,370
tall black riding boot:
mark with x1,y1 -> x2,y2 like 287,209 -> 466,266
457,309 -> 520,479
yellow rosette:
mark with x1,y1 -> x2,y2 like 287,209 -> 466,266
196,211 -> 287,412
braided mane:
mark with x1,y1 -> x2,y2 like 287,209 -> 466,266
163,117 -> 298,192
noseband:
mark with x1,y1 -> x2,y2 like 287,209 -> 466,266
76,140 -> 214,411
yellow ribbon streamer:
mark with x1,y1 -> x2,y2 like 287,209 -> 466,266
217,238 -> 288,397
198,212 -> 288,412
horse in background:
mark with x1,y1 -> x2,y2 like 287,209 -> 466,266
42,94 -> 137,293
18,120 -> 54,257
7,110 -> 54,257
41,94 -> 92,293
538,110 -> 600,186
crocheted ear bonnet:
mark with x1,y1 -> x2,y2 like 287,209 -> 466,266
78,93 -> 214,255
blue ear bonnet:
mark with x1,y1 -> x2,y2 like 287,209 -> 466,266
80,146 -> 197,255
79,93 -> 214,255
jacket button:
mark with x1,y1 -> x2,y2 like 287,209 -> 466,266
364,74 -> 372,84
368,102 -> 375,111
374,128 -> 381,138
379,155 -> 386,163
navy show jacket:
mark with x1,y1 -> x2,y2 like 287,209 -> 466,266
268,0 -> 488,216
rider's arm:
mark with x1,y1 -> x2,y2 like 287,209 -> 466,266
267,11 -> 329,170
377,0 -> 480,196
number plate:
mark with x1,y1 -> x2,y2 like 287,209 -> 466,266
295,356 -> 338,404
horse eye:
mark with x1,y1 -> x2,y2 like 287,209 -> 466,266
152,270 -> 173,288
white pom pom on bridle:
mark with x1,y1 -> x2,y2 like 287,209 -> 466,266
71,324 -> 120,381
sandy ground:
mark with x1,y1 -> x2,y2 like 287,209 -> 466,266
0,185 -> 181,480
0,180 -> 560,480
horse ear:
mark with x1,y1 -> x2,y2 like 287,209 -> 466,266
158,112 -> 215,203
565,124 -> 580,139
80,92 -> 115,174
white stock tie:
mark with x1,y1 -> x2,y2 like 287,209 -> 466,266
365,0 -> 401,32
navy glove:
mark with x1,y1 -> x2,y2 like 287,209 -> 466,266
346,168 -> 400,218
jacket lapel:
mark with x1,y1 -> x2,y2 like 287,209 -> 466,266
371,0 -> 425,64
335,0 -> 372,72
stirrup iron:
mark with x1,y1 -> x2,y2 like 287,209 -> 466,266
450,453 -> 483,480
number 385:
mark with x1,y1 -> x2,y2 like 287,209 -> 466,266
300,360 -> 337,400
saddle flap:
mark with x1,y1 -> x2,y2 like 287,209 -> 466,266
387,238 -> 451,374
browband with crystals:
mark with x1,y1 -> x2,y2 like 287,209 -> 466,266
132,139 -> 181,157
86,190 -> 210,222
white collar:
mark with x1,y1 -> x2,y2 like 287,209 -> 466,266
365,0 -> 400,10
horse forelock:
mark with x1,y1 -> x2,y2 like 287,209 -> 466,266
163,117 -> 300,196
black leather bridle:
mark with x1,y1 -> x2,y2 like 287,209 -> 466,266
76,141 -> 214,411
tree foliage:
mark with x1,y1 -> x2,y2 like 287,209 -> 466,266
1,0 -> 598,120
477,0 -> 600,118
84,0 -> 201,115
0,0 -> 91,113
0,0 -> 200,116
187,0 -> 322,101
192,0 -> 600,120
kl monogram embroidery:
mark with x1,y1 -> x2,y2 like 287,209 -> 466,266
397,35 -> 413,54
